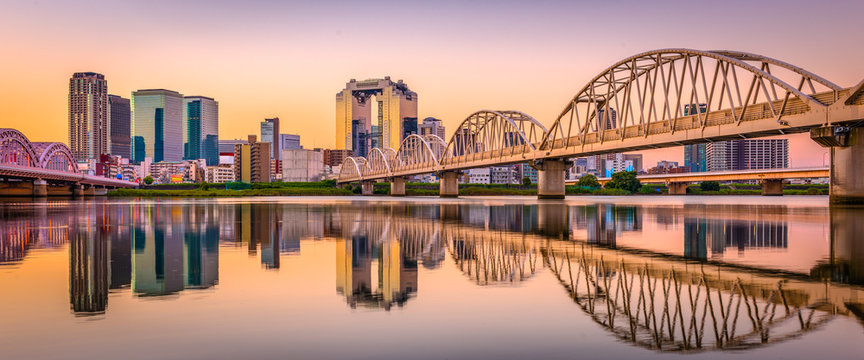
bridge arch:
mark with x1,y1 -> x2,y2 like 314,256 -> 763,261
442,110 -> 547,166
0,128 -> 39,168
366,148 -> 395,177
32,142 -> 77,173
541,49 -> 841,151
394,134 -> 449,173
337,156 -> 366,182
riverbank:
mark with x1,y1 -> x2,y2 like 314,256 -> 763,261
108,181 -> 829,197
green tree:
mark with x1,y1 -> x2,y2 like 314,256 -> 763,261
143,175 -> 154,185
576,174 -> 600,188
700,181 -> 721,191
605,171 -> 641,193
522,176 -> 532,186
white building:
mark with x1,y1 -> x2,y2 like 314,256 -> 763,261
490,166 -> 515,184
282,149 -> 324,182
205,164 -> 236,183
466,168 -> 490,184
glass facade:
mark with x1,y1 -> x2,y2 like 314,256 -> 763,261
183,96 -> 219,165
132,89 -> 184,163
108,95 -> 131,159
260,118 -> 279,160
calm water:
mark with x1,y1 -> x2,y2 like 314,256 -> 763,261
1,196 -> 863,359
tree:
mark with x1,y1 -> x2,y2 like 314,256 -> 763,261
576,174 -> 600,188
605,171 -> 641,193
143,175 -> 154,185
522,176 -> 532,186
700,181 -> 721,191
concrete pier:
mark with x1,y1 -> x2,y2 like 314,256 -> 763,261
439,172 -> 460,198
825,127 -> 864,204
390,177 -> 406,196
32,179 -> 47,197
536,159 -> 569,199
761,179 -> 784,196
361,181 -> 374,195
667,182 -> 688,195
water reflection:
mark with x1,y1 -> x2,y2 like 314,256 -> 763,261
1,199 -> 863,353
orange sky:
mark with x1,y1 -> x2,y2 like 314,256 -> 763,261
1,0 -> 861,167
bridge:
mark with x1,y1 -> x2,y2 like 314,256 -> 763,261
0,128 -> 136,196
336,49 -> 864,203
585,167 -> 830,195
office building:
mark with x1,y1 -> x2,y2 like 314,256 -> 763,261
234,135 -> 271,183
69,72 -> 109,160
183,96 -> 219,165
282,149 -> 324,182
335,77 -> 418,157
418,117 -> 446,139
466,168 -> 490,184
205,164 -> 236,183
260,118 -> 280,159
623,154 -> 643,173
108,95 -> 131,159
280,134 -> 301,152
706,139 -> 788,171
323,149 -> 352,167
132,89 -> 184,163
683,104 -> 708,173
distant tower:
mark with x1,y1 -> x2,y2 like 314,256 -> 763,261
419,117 -> 446,139
260,118 -> 280,160
131,89 -> 185,163
108,95 -> 131,159
69,72 -> 109,160
183,96 -> 219,165
335,77 -> 417,157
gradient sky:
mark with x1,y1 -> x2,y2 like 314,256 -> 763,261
1,0 -> 862,167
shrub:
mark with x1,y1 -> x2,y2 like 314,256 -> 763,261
700,181 -> 721,191
143,176 -> 154,185
576,174 -> 600,188
592,188 -> 631,196
522,176 -> 532,186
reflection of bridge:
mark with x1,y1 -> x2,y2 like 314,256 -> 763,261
0,128 -> 136,197
337,49 -> 864,203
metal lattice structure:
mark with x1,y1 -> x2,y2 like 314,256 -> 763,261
337,49 -> 864,183
32,142 -> 77,173
0,128 -> 39,167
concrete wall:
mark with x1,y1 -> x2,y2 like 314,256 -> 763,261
281,149 -> 324,182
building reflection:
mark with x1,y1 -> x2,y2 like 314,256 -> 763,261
683,217 -> 788,260
69,205 -> 109,315
570,204 -> 642,247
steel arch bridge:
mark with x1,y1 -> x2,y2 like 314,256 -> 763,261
0,128 -> 136,188
337,48 -> 864,184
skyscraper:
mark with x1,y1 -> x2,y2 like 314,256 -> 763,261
419,117 -> 446,139
69,72 -> 108,160
234,135 -> 271,183
683,104 -> 708,172
108,95 -> 131,159
706,139 -> 789,171
183,96 -> 219,165
260,118 -> 280,159
132,89 -> 184,163
335,77 -> 418,156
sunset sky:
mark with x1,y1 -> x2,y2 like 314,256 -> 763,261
1,0 -> 862,167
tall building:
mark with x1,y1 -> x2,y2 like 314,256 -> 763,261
683,104 -> 708,172
335,77 -> 418,156
234,135 -> 271,183
280,134 -> 301,152
69,72 -> 109,160
260,118 -> 280,159
597,107 -> 617,130
419,117 -> 446,139
323,149 -> 352,167
132,89 -> 184,163
623,154 -> 643,173
183,96 -> 219,165
706,139 -> 789,171
108,95 -> 131,159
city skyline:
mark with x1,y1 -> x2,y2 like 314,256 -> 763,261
3,1 -> 863,167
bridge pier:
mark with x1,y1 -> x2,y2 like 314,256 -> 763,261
535,159 -> 570,199
72,183 -> 84,197
32,179 -> 47,197
761,179 -> 784,196
390,177 -> 406,197
667,182 -> 688,195
812,126 -> 864,204
360,181 -> 374,195
439,171 -> 460,198
94,186 -> 108,196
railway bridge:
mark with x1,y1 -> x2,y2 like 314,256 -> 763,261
337,49 -> 864,203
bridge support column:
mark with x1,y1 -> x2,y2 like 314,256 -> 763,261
72,183 -> 84,197
535,159 -> 570,199
813,126 -> 864,204
32,179 -> 48,197
94,186 -> 108,196
390,177 -> 406,197
439,171 -> 460,198
761,179 -> 784,196
360,181 -> 374,195
667,182 -> 688,195
82,185 -> 96,196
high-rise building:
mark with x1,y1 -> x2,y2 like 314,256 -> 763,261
323,149 -> 352,167
132,89 -> 184,163
419,117 -> 446,139
234,135 -> 271,183
260,118 -> 280,159
623,154 -> 643,173
335,77 -> 418,156
183,96 -> 219,165
597,107 -> 617,130
108,95 -> 131,159
706,139 -> 789,171
683,104 -> 708,173
69,72 -> 109,160
280,134 -> 301,152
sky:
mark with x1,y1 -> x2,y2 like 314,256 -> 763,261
1,0 -> 862,167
